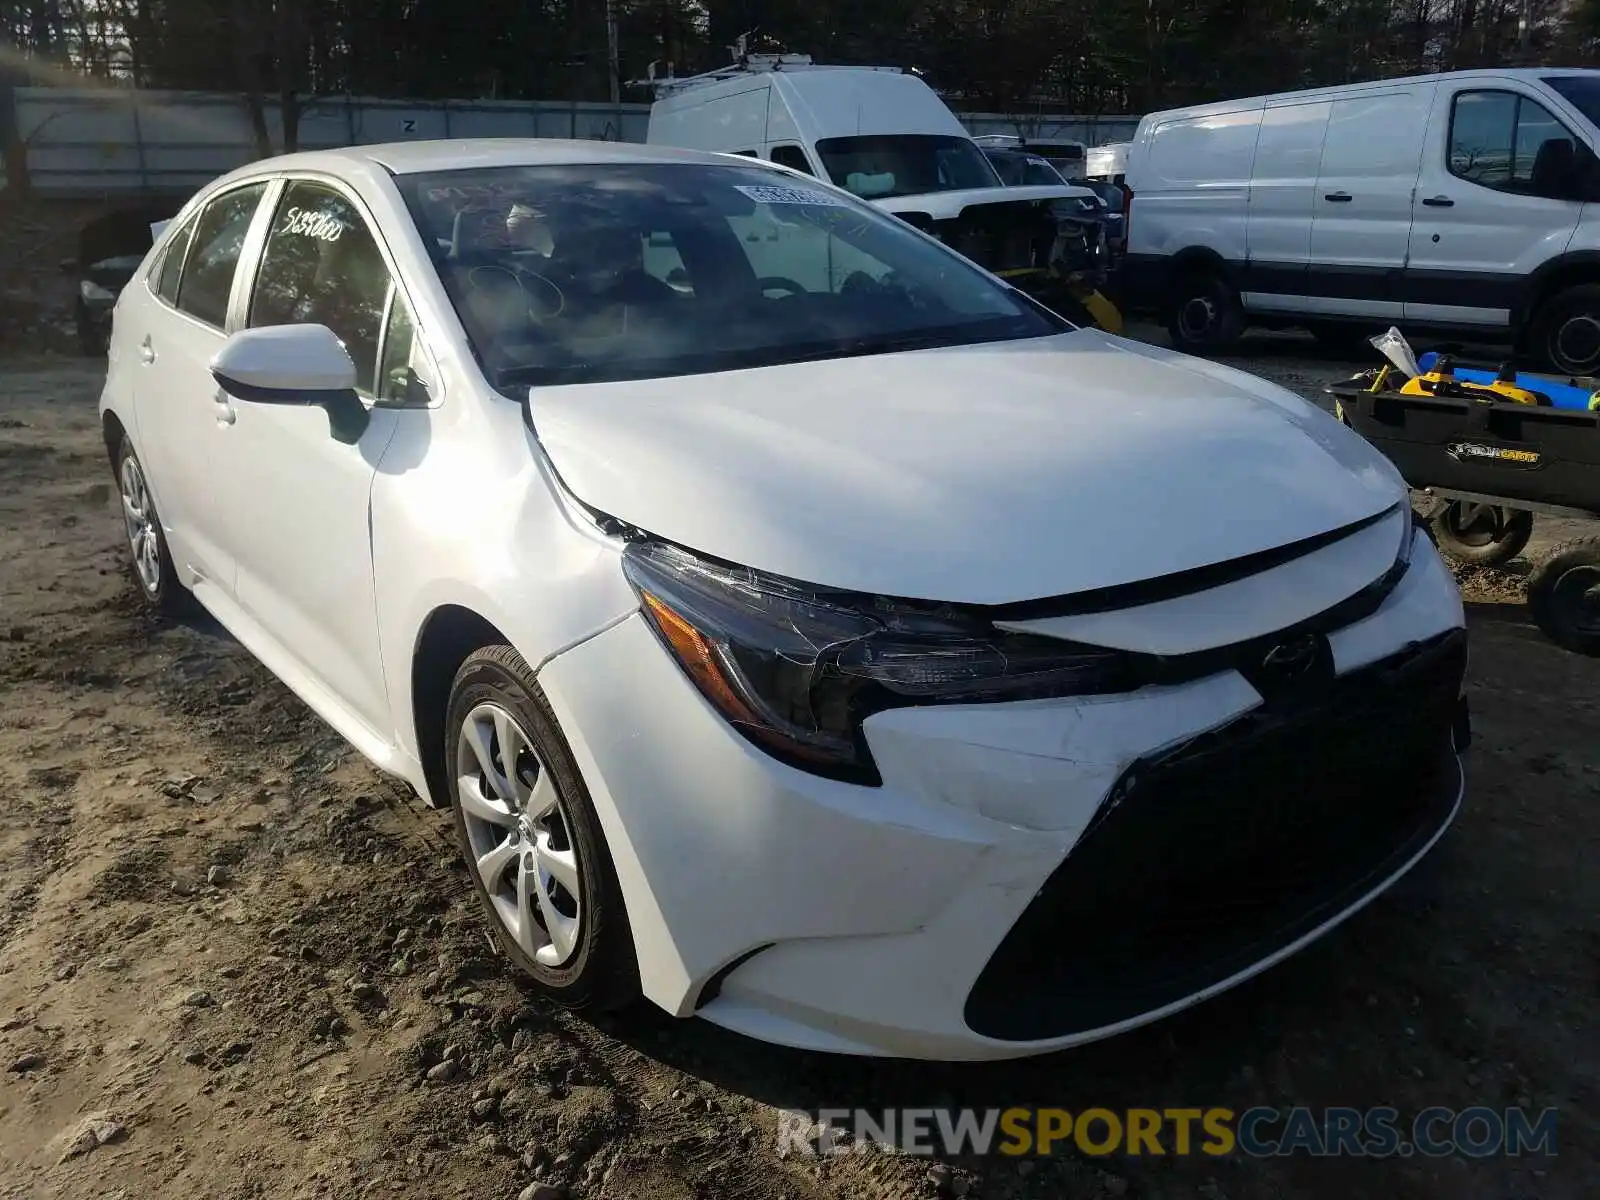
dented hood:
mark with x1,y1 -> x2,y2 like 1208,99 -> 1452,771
869,184 -> 1098,221
528,329 -> 1405,605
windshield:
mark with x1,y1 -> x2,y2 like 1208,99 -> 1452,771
1544,74 -> 1600,130
396,162 -> 1064,388
814,135 -> 1001,200
986,151 -> 1066,187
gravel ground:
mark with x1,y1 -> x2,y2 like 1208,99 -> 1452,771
0,332 -> 1595,1200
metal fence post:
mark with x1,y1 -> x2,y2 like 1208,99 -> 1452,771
131,98 -> 149,193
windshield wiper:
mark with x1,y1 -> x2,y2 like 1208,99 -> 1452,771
782,322 -> 1037,365
492,323 -> 1036,391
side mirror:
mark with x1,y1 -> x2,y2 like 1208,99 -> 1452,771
210,324 -> 371,443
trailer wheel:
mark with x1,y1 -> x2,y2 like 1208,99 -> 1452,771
1165,272 -> 1244,356
1429,501 -> 1534,567
1526,536 -> 1600,656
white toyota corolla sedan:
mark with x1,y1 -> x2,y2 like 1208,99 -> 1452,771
98,139 -> 1470,1061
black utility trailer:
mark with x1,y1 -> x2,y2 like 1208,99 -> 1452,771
1330,375 -> 1600,656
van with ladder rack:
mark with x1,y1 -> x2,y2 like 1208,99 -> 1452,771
638,38 -> 1121,331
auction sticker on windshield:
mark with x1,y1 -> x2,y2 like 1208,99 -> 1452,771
735,184 -> 849,207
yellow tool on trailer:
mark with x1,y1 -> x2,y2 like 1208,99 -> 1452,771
1395,357 -> 1550,406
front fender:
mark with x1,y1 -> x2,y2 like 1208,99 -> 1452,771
370,397 -> 639,773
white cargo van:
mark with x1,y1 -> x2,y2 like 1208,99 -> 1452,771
642,50 -> 1099,221
640,46 -> 1120,327
1122,68 -> 1600,373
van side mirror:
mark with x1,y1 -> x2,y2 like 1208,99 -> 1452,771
210,324 -> 371,443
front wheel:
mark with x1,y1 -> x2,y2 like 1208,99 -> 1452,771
1526,536 -> 1600,656
1165,273 -> 1244,355
445,645 -> 640,1011
1429,501 -> 1534,567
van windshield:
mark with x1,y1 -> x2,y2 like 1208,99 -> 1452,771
814,134 -> 1001,199
396,161 -> 1064,388
1543,75 -> 1600,130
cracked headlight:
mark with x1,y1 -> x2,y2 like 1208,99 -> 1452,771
622,540 -> 1137,784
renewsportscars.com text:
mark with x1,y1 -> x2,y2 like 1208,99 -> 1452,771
776,1106 -> 1558,1159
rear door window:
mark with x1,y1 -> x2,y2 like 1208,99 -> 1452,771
175,184 -> 268,328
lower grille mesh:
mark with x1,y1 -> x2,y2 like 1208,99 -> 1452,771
964,629 -> 1467,1042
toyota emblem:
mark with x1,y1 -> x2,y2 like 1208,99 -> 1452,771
1261,635 -> 1320,677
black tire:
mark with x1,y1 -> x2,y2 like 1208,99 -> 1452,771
1165,271 -> 1244,355
1526,536 -> 1600,656
445,645 -> 640,1011
1428,501 -> 1534,567
1528,284 -> 1600,376
113,435 -> 189,614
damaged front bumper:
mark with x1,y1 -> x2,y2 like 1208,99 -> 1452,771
536,531 -> 1467,1060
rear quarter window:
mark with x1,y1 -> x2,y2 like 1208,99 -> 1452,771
151,217 -> 197,306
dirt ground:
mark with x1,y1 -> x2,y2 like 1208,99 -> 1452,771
1,335 -> 1596,1200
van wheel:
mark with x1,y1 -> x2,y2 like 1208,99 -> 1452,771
1166,273 -> 1244,355
1429,501 -> 1534,567
1528,284 -> 1600,376
1526,536 -> 1600,655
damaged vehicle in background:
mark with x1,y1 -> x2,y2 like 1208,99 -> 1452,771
60,201 -> 183,355
642,40 -> 1120,330
101,138 -> 1470,1061
980,143 -> 1127,262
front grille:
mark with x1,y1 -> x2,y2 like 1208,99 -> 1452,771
964,628 -> 1467,1042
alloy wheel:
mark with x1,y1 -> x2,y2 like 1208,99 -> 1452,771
119,454 -> 160,595
454,702 -> 583,966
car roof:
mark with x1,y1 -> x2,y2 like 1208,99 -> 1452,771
227,138 -> 757,181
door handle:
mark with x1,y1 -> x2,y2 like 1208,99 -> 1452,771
213,389 -> 236,426
138,336 -> 156,364
1324,191 -> 1353,202
1422,195 -> 1455,207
